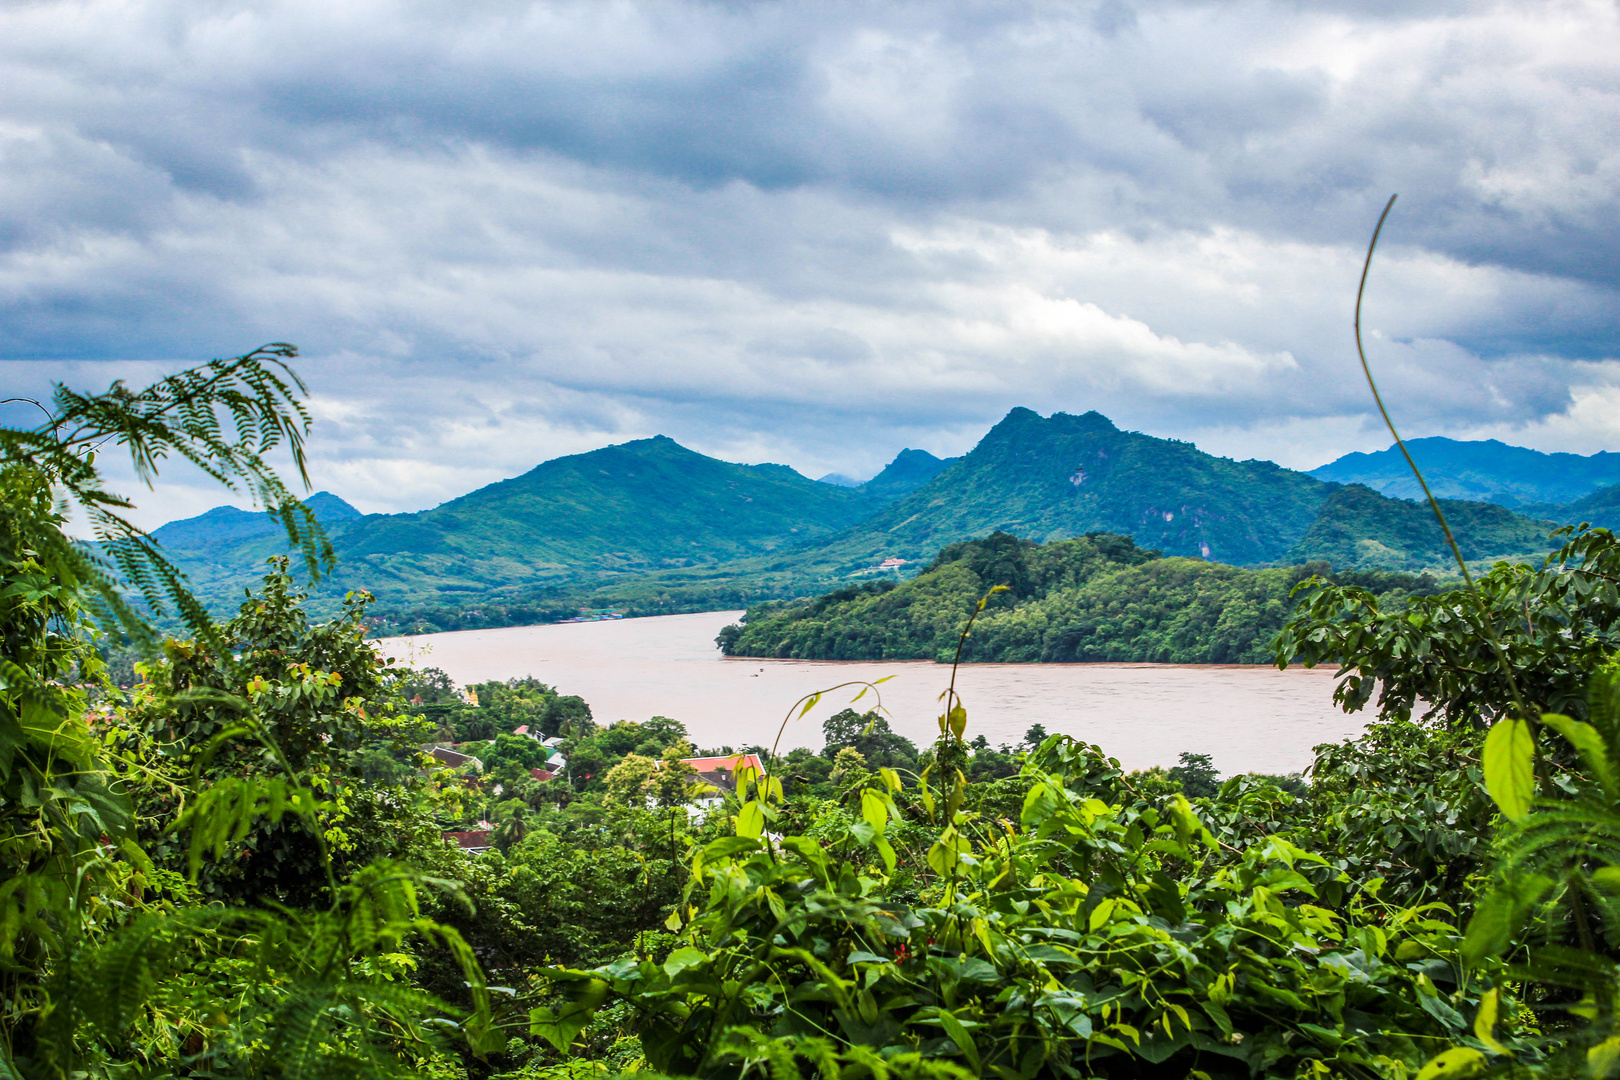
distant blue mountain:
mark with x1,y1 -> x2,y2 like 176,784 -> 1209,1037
1311,437 -> 1620,508
151,492 -> 361,553
818,449 -> 959,495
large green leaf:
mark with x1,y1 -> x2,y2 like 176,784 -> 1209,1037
528,978 -> 608,1052
1415,1047 -> 1486,1080
1482,717 -> 1534,821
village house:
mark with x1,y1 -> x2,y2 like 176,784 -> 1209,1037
428,745 -> 481,770
663,752 -> 766,812
441,829 -> 494,854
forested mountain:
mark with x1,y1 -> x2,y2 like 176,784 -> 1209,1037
335,435 -> 875,575
721,530 -> 1436,665
1281,483 -> 1556,568
859,447 -> 959,498
796,408 -> 1556,574
1311,436 -> 1620,507
160,436 -> 898,610
154,408 -> 1561,628
1541,482 -> 1620,531
151,491 -> 361,552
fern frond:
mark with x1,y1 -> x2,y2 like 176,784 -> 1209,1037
173,775 -> 323,879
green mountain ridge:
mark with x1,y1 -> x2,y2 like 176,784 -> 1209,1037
788,408 -> 1557,575
1311,436 -> 1620,508
803,408 -> 1326,567
164,436 -> 904,610
152,492 -> 361,551
1515,482 -> 1620,533
152,408 -> 1566,630
859,448 -> 959,498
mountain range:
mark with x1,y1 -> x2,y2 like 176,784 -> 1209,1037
791,409 -> 1555,573
153,409 -> 1584,630
1312,437 -> 1620,509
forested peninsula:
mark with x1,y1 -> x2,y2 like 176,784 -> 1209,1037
719,530 -> 1437,664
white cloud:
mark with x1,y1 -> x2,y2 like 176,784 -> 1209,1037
0,0 -> 1615,525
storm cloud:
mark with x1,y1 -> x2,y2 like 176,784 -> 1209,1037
1,0 -> 1615,523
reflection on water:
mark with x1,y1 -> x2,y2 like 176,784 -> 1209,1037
377,610 -> 1367,776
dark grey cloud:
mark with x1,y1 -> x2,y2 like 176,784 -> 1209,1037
0,0 -> 1615,523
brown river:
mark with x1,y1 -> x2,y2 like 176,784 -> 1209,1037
377,610 -> 1368,775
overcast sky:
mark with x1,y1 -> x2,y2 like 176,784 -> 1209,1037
2,0 -> 1616,526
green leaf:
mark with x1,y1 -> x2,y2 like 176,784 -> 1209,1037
700,836 -> 760,864
1482,717 -> 1535,821
936,1009 -> 983,1073
1589,1036 -> 1620,1078
1463,874 -> 1553,966
1414,1047 -> 1485,1080
1020,781 -> 1059,831
735,800 -> 765,839
1473,988 -> 1508,1055
662,947 -> 707,978
528,979 -> 608,1052
927,826 -> 970,877
860,789 -> 888,836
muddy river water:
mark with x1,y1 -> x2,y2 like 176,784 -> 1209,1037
377,610 -> 1368,775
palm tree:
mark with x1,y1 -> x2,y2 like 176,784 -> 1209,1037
494,806 -> 531,852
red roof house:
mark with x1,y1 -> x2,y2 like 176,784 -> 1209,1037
673,753 -> 766,792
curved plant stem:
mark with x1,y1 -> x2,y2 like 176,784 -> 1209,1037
938,587 -> 1003,742
1353,193 -> 1531,720
766,680 -> 891,778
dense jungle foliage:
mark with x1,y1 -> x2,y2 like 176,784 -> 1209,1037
14,354 -> 1620,1080
719,531 -> 1439,665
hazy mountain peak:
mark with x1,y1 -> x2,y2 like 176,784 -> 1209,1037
1312,436 -> 1620,508
303,492 -> 362,521
862,447 -> 959,498
151,491 -> 363,552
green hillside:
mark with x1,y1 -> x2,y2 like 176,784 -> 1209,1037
817,449 -> 956,495
152,492 -> 360,553
1311,436 -> 1620,507
1284,483 -> 1558,571
720,530 -> 1438,664
801,408 -> 1330,568
860,447 -> 958,498
792,408 -> 1558,575
333,436 -> 878,581
160,437 -> 889,613
1519,482 -> 1620,532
